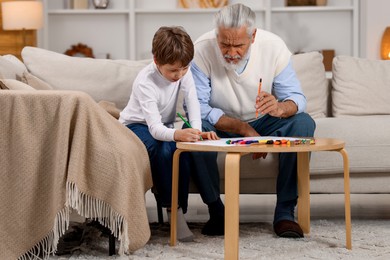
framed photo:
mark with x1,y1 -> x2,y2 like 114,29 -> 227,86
178,0 -> 228,8
72,0 -> 89,9
286,0 -> 327,6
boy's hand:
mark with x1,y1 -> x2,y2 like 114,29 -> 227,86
174,128 -> 203,142
201,131 -> 219,140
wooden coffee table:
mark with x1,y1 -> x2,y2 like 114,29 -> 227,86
169,137 -> 351,260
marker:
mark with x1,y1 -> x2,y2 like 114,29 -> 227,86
255,78 -> 262,118
176,112 -> 203,140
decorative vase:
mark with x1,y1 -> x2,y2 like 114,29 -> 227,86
93,0 -> 109,9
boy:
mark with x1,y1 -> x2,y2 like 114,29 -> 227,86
119,26 -> 219,242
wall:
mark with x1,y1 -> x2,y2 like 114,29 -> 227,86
360,0 -> 390,60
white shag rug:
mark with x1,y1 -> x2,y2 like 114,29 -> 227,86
50,219 -> 390,260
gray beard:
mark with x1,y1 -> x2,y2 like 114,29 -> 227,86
214,43 -> 251,72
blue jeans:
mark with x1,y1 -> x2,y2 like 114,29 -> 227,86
180,123 -> 221,205
192,112 -> 316,204
126,123 -> 191,213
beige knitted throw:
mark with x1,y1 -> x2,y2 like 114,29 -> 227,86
0,90 -> 153,259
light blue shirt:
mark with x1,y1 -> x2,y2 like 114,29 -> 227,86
190,59 -> 306,125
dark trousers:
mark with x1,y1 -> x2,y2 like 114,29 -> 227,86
191,113 -> 316,204
127,123 -> 191,213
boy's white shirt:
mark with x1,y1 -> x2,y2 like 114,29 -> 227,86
119,62 -> 202,141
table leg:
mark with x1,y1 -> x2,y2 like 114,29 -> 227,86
224,153 -> 241,260
339,148 -> 352,250
170,149 -> 183,246
297,152 -> 310,234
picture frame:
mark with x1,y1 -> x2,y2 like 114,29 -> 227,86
286,0 -> 327,6
178,0 -> 228,8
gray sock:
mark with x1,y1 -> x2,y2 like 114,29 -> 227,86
167,208 -> 194,242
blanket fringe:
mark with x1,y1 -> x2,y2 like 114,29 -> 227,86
18,207 -> 70,260
18,181 -> 129,259
66,181 -> 129,255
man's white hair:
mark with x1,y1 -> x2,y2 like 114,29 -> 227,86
214,3 -> 256,36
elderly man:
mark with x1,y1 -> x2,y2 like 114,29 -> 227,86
189,3 -> 316,238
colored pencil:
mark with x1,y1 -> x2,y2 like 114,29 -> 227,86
177,112 -> 203,140
255,78 -> 262,118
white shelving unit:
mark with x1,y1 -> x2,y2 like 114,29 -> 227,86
42,0 -> 131,59
40,0 -> 359,60
270,0 -> 359,57
131,0 -> 266,59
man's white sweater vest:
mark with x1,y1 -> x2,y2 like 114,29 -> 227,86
193,29 -> 291,122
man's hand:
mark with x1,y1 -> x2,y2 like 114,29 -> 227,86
214,115 -> 267,160
214,115 -> 257,136
256,92 -> 298,118
201,131 -> 219,140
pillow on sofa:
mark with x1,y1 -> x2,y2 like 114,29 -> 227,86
0,79 -> 36,91
0,55 -> 27,80
21,47 -> 150,110
291,51 -> 328,118
22,71 -> 53,90
332,56 -> 390,117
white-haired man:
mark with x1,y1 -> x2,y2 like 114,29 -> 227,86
189,3 -> 316,238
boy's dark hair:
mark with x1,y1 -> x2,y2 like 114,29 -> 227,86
152,26 -> 194,66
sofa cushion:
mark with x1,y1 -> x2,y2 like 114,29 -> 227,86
312,116 -> 390,174
291,51 -> 328,118
0,55 -> 27,80
0,79 -> 36,91
332,56 -> 390,117
21,47 -> 150,110
22,71 -> 53,90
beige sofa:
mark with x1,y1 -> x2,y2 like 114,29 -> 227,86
0,49 -> 154,259
3,47 -> 390,200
